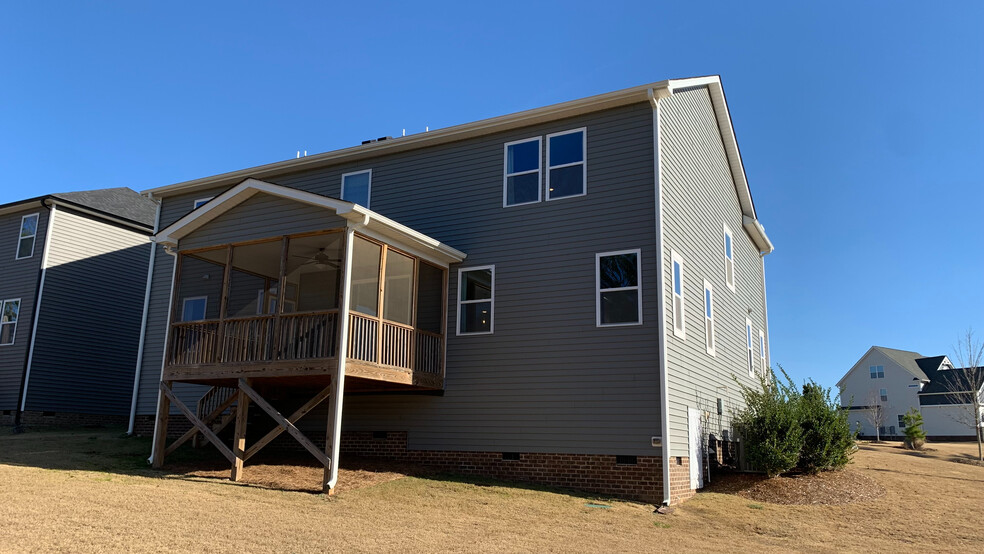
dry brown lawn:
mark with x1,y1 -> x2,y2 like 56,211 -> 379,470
1,430 -> 982,553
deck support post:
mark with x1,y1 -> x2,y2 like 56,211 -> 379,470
231,378 -> 251,481
325,226 -> 356,494
151,381 -> 172,468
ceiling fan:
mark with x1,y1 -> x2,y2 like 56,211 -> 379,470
291,248 -> 341,269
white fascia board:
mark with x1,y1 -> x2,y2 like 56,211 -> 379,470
142,81 -> 682,198
742,215 -> 775,255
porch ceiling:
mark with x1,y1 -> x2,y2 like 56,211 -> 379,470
154,178 -> 466,266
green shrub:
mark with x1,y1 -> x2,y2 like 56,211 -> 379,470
798,381 -> 855,473
733,367 -> 804,477
902,409 -> 927,449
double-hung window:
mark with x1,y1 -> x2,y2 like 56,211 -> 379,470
503,137 -> 541,206
869,365 -> 884,379
181,296 -> 208,322
897,414 -> 906,428
745,318 -> 754,377
703,281 -> 714,355
671,251 -> 685,339
596,249 -> 642,326
458,266 -> 494,335
880,388 -> 888,402
341,170 -> 372,208
723,224 -> 735,290
16,213 -> 39,260
759,330 -> 766,374
546,128 -> 586,200
0,299 -> 20,345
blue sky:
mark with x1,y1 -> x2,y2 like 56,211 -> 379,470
1,2 -> 981,389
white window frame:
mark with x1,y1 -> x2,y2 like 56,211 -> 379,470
595,248 -> 643,328
745,318 -> 754,378
181,296 -> 208,322
880,388 -> 888,402
759,329 -> 766,375
15,213 -> 40,260
341,169 -> 373,209
545,128 -> 587,201
869,365 -> 885,379
193,197 -> 214,209
723,223 -> 735,291
670,250 -> 685,339
502,136 -> 542,207
0,298 -> 22,346
703,280 -> 715,355
457,265 -> 494,336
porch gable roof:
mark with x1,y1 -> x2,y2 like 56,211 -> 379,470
154,178 -> 466,265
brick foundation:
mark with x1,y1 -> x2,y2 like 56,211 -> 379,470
0,411 -> 127,429
666,455 -> 696,504
340,431 -> 668,504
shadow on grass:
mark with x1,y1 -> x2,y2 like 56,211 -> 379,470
0,425 -> 646,503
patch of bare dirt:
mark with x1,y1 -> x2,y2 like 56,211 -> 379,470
168,454 -> 437,493
706,469 -> 884,505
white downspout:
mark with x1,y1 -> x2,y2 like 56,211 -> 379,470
128,196 -> 161,434
326,225 -> 356,490
147,247 -> 178,463
20,204 -> 57,411
650,89 -> 673,506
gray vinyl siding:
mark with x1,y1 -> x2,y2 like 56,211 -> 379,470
24,209 -> 150,414
0,206 -> 48,411
659,87 -> 769,457
138,102 -> 664,456
179,194 -> 348,251
838,349 -> 923,437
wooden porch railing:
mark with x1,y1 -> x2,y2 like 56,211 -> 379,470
167,310 -> 443,375
347,312 -> 443,374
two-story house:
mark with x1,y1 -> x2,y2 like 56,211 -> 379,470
0,188 -> 156,429
130,75 -> 774,505
839,346 -> 984,440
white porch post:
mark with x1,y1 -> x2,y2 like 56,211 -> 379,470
325,225 -> 356,493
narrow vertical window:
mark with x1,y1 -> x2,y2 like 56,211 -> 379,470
341,170 -> 372,208
16,213 -> 39,260
880,388 -> 888,402
0,298 -> 21,345
503,137 -> 541,206
723,224 -> 735,291
671,250 -> 685,339
458,266 -> 494,335
759,329 -> 766,375
745,318 -> 754,377
703,281 -> 714,355
596,249 -> 642,326
546,128 -> 586,200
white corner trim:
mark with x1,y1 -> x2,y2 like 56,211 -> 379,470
20,206 -> 57,410
653,97 -> 672,506
128,197 -> 162,434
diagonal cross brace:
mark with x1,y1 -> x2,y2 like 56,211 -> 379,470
237,379 -> 332,468
245,383 -> 332,461
160,382 -> 235,464
165,389 -> 239,457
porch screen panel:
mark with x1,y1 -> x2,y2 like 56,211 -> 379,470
286,233 -> 343,312
416,262 -> 443,334
227,240 -> 282,318
349,236 -> 381,316
383,251 -> 414,325
177,252 -> 226,321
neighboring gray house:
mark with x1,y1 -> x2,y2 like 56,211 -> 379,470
131,75 -> 774,505
838,346 -> 984,440
0,188 -> 156,428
